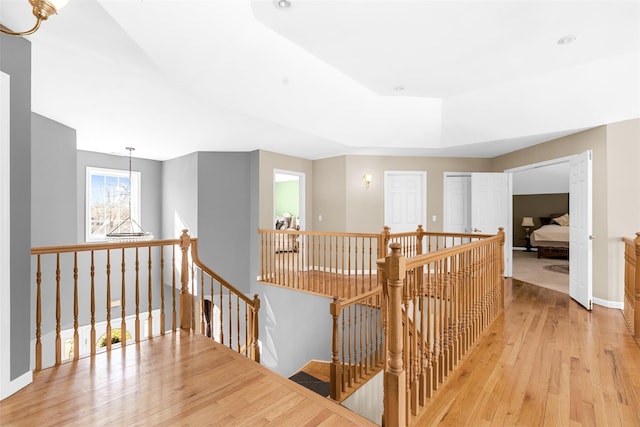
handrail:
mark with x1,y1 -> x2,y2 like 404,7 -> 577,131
30,230 -> 260,371
377,229 -> 505,426
622,232 -> 640,338
258,225 -> 489,300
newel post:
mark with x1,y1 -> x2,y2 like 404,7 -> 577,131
330,296 -> 342,401
634,232 -> 640,338
379,226 -> 391,258
251,294 -> 261,363
180,229 -> 194,331
384,243 -> 406,427
416,224 -> 424,256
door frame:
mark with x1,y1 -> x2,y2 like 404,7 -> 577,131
273,169 -> 306,230
505,154 -> 593,308
384,171 -> 427,232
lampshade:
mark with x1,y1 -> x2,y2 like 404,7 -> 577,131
521,217 -> 534,227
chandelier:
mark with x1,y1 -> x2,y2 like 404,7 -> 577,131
106,147 -> 153,242
0,0 -> 68,37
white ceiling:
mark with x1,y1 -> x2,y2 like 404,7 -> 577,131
1,0 -> 638,161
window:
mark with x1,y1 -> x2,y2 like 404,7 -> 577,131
86,167 -> 141,242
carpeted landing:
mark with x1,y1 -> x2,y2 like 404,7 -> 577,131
288,371 -> 330,397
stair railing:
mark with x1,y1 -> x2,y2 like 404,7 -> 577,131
31,229 -> 260,371
378,228 -> 505,427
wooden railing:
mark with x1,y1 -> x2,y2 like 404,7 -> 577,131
622,233 -> 640,338
258,225 -> 486,299
330,287 -> 385,401
31,230 -> 259,371
378,229 -> 505,426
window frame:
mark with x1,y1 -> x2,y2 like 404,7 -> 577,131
85,166 -> 142,242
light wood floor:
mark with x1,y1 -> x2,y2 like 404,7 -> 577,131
412,278 -> 640,426
0,333 -> 374,426
2,278 -> 639,426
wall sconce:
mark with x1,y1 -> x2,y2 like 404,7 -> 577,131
521,216 -> 534,237
0,0 -> 68,37
363,174 -> 372,189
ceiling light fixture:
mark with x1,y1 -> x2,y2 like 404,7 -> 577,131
0,0 -> 68,36
557,34 -> 577,45
274,0 -> 291,10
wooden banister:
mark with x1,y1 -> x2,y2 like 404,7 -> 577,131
622,232 -> 640,338
31,230 -> 260,371
376,229 -> 504,426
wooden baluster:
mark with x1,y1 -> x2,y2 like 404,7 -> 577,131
55,254 -> 61,366
384,243 -> 406,427
160,246 -> 165,336
171,244 -> 176,332
179,229 -> 192,330
200,272 -> 205,335
73,252 -> 79,361
135,247 -> 140,343
634,232 -> 640,338
35,255 -> 42,371
121,248 -> 127,348
252,294 -> 260,362
228,292 -> 232,349
148,246 -> 153,339
330,296 -> 342,401
237,295 -> 241,352
106,250 -> 112,352
90,251 -> 96,357
219,281 -> 224,345
191,262 -> 196,332
347,305 -> 353,388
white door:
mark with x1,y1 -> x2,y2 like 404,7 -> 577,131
384,171 -> 426,233
443,174 -> 471,233
471,173 -> 513,277
569,151 -> 593,310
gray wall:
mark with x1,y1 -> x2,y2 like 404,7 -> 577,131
161,153 -> 198,239
197,152 -> 252,293
258,283 -> 333,377
31,113 -> 77,246
1,32 -> 32,381
77,150 -> 162,243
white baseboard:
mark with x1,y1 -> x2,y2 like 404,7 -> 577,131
1,370 -> 32,401
592,297 -> 623,309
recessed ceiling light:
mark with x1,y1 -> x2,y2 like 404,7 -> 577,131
557,34 -> 576,45
274,0 -> 291,9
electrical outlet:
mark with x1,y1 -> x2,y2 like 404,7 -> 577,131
110,299 -> 121,308
432,215 -> 437,222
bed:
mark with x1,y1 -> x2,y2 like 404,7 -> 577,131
530,213 -> 570,259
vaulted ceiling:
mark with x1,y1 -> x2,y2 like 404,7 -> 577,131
1,0 -> 638,160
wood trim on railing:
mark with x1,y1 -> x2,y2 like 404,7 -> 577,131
31,229 -> 261,370
622,232 -> 640,338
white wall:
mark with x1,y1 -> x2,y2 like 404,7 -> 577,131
512,161 -> 570,195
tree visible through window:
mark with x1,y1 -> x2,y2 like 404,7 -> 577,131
86,167 -> 141,241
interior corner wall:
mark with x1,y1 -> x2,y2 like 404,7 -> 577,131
605,118 -> 640,304
77,150 -> 162,243
491,127 -> 612,303
161,153 -> 198,240
32,113 -> 77,247
0,33 -> 32,383
196,152 -> 252,294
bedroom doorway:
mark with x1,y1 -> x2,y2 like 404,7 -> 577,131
273,169 -> 305,231
506,152 -> 593,310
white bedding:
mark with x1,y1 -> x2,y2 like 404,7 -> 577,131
530,224 -> 569,247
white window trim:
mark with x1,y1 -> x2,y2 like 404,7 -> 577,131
85,166 -> 142,242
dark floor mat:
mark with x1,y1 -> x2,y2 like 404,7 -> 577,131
288,371 -> 330,397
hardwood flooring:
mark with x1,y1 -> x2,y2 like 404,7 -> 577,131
413,278 -> 640,426
2,278 -> 639,426
0,333 -> 374,426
